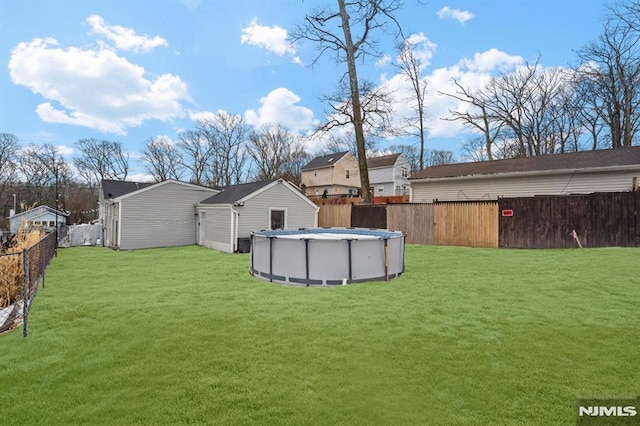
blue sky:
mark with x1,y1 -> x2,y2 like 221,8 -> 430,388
1,0 -> 608,180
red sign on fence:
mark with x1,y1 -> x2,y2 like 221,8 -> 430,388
501,209 -> 514,217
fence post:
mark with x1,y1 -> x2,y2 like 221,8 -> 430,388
22,248 -> 29,338
41,241 -> 46,289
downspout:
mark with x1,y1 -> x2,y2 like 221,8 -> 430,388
231,206 -> 239,252
117,201 -> 122,249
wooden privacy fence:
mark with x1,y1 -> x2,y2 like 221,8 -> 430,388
387,204 -> 434,245
316,191 -> 638,248
434,201 -> 499,248
318,204 -> 351,228
318,202 -> 496,247
499,192 -> 640,248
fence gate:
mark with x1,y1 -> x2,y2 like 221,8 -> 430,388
434,201 -> 499,248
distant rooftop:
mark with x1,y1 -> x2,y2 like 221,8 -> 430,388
410,147 -> 640,180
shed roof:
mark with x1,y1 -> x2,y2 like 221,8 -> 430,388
101,179 -> 154,199
10,205 -> 69,220
200,180 -> 276,204
367,153 -> 400,169
301,151 -> 351,170
410,146 -> 640,180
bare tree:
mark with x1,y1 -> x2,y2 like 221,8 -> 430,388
177,129 -> 212,186
442,62 -> 576,159
440,79 -> 503,160
323,131 -> 379,158
0,133 -> 20,213
424,149 -> 456,167
18,144 -> 71,209
196,112 -> 250,187
574,1 -> 640,149
74,138 -> 129,185
292,0 -> 404,203
460,137 -> 491,162
397,34 -> 429,169
247,125 -> 308,183
141,136 -> 185,182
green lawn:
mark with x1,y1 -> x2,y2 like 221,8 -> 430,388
0,245 -> 638,425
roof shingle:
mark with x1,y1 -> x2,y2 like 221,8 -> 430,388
200,180 -> 276,204
101,179 -> 154,199
410,147 -> 640,180
301,152 -> 350,170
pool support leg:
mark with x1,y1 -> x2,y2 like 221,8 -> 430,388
347,239 -> 353,283
269,236 -> 274,283
384,238 -> 389,281
304,238 -> 310,287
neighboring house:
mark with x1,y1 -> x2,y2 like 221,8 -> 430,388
99,179 -> 219,250
9,206 -> 68,234
410,147 -> 640,202
300,151 -> 360,197
367,153 -> 411,196
196,178 -> 319,253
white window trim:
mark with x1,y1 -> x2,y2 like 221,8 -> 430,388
268,207 -> 287,230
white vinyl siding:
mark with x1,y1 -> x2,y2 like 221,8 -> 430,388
118,182 -> 217,250
411,169 -> 640,202
200,206 -> 233,253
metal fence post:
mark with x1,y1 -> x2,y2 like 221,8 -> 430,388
22,248 -> 29,338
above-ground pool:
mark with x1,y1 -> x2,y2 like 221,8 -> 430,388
250,227 -> 405,286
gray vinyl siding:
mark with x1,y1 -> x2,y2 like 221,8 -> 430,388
200,206 -> 233,253
411,169 -> 640,202
369,166 -> 395,185
369,157 -> 410,196
236,183 -> 317,237
119,182 -> 217,250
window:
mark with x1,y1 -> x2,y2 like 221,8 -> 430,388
376,186 -> 384,193
345,169 -> 350,179
401,168 -> 408,178
313,170 -> 317,177
270,209 -> 286,230
49,221 -> 55,227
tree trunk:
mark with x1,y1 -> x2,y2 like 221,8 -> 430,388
338,0 -> 372,203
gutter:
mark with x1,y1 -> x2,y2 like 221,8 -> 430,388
409,164 -> 640,184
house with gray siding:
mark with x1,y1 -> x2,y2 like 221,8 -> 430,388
99,179 -> 219,250
410,147 -> 640,202
196,179 -> 319,253
367,153 -> 410,196
9,206 -> 68,234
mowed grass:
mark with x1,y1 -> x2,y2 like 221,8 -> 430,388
0,245 -> 638,425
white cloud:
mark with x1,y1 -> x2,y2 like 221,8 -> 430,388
55,144 -> 75,156
436,7 -> 475,25
460,48 -> 523,73
378,48 -> 523,140
376,54 -> 392,67
85,15 -> 168,53
398,33 -> 437,71
244,87 -> 315,132
240,17 -> 300,64
9,37 -> 189,135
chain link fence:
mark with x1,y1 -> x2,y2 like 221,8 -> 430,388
0,231 -> 57,337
